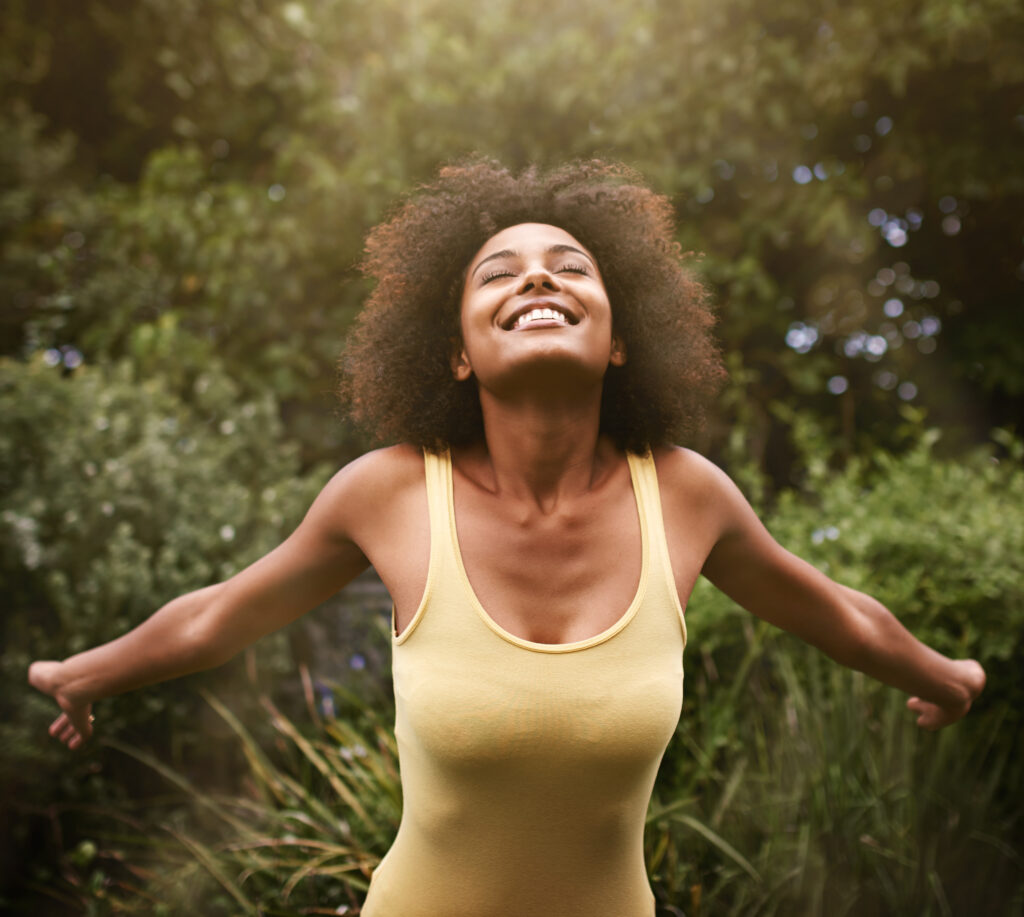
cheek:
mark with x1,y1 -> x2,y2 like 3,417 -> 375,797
459,292 -> 498,341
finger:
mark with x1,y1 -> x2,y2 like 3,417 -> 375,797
918,707 -> 946,731
68,733 -> 83,750
907,698 -> 939,730
58,720 -> 78,744
49,713 -> 69,737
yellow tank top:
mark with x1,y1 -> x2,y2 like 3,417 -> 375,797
362,448 -> 687,917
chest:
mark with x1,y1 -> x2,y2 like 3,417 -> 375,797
451,473 -> 639,644
378,453 -> 713,642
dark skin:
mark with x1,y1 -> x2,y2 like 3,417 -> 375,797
29,222 -> 985,748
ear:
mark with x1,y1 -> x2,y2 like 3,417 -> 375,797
609,333 -> 627,367
450,340 -> 473,381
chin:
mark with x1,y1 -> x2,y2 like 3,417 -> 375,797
484,353 -> 610,396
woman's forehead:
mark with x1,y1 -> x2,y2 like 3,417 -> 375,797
468,223 -> 593,269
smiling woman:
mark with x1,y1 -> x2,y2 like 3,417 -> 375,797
29,158 -> 985,917
339,159 -> 724,452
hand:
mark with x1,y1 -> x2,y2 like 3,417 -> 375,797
28,660 -> 94,750
906,659 -> 986,731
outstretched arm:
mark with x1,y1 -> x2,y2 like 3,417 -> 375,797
27,448 -> 411,748
29,583 -> 233,749
690,457 -> 985,729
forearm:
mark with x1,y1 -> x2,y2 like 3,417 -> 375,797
57,583 -> 230,704
831,586 -> 970,707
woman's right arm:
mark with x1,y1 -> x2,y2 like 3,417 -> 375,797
28,447 -> 414,748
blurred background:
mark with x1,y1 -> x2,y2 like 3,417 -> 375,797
2,0 -> 1022,914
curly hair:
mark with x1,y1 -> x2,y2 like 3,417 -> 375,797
339,158 -> 725,453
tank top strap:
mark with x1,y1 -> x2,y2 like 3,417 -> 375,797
626,451 -> 687,643
422,447 -> 453,550
393,448 -> 455,646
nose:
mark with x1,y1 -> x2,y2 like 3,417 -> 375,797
517,264 -> 560,294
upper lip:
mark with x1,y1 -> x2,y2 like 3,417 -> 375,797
500,299 -> 580,330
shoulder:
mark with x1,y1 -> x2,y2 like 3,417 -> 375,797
326,442 -> 425,493
309,444 -> 426,537
650,445 -> 758,540
650,445 -> 735,500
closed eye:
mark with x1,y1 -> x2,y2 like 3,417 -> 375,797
480,269 -> 516,284
481,262 -> 590,284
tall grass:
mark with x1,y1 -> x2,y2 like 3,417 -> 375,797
647,624 -> 1023,916
37,673 -> 402,916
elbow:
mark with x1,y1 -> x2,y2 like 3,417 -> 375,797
185,618 -> 236,671
188,625 -> 237,670
830,591 -> 897,669
183,584 -> 239,670
808,588 -> 885,669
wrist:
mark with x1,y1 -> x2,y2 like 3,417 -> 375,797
29,659 -> 81,708
954,658 -> 986,704
934,658 -> 984,711
54,656 -> 98,708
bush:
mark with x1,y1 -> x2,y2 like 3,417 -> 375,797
0,352 -> 325,902
651,433 -> 1024,913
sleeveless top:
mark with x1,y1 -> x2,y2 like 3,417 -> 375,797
361,449 -> 687,917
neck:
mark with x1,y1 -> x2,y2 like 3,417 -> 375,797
469,386 -> 611,509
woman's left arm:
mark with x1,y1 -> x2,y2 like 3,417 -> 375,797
681,452 -> 985,730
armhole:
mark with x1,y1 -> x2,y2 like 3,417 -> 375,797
637,451 -> 688,648
393,448 -> 445,645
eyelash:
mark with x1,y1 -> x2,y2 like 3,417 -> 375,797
480,269 -> 514,284
480,263 -> 590,284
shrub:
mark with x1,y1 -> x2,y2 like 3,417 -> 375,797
651,433 -> 1024,913
0,352 -> 325,901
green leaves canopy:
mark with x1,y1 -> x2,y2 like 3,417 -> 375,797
3,0 -> 1022,467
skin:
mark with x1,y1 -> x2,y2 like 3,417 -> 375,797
29,222 -> 985,751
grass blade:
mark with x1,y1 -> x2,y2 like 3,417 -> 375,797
671,813 -> 762,883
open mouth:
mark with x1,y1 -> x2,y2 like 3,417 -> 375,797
502,303 -> 578,331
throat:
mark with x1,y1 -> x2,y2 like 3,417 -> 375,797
471,398 -> 613,508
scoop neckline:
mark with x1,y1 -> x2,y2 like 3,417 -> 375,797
444,449 -> 650,654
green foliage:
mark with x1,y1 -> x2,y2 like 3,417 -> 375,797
3,0 -> 1023,466
649,651 -> 1023,916
1,105 -> 365,438
28,691 -> 401,916
649,435 -> 1024,913
0,353 -> 324,828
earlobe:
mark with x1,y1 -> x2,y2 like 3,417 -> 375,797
609,334 -> 627,367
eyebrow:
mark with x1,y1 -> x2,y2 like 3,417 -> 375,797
470,244 -> 596,278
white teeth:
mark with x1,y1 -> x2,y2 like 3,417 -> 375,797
512,308 -> 569,329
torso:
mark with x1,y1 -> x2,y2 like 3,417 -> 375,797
349,441 -> 723,641
361,446 -> 688,917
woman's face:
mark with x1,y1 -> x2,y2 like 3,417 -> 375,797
453,223 -> 625,395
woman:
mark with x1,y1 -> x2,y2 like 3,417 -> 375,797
29,160 -> 985,916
